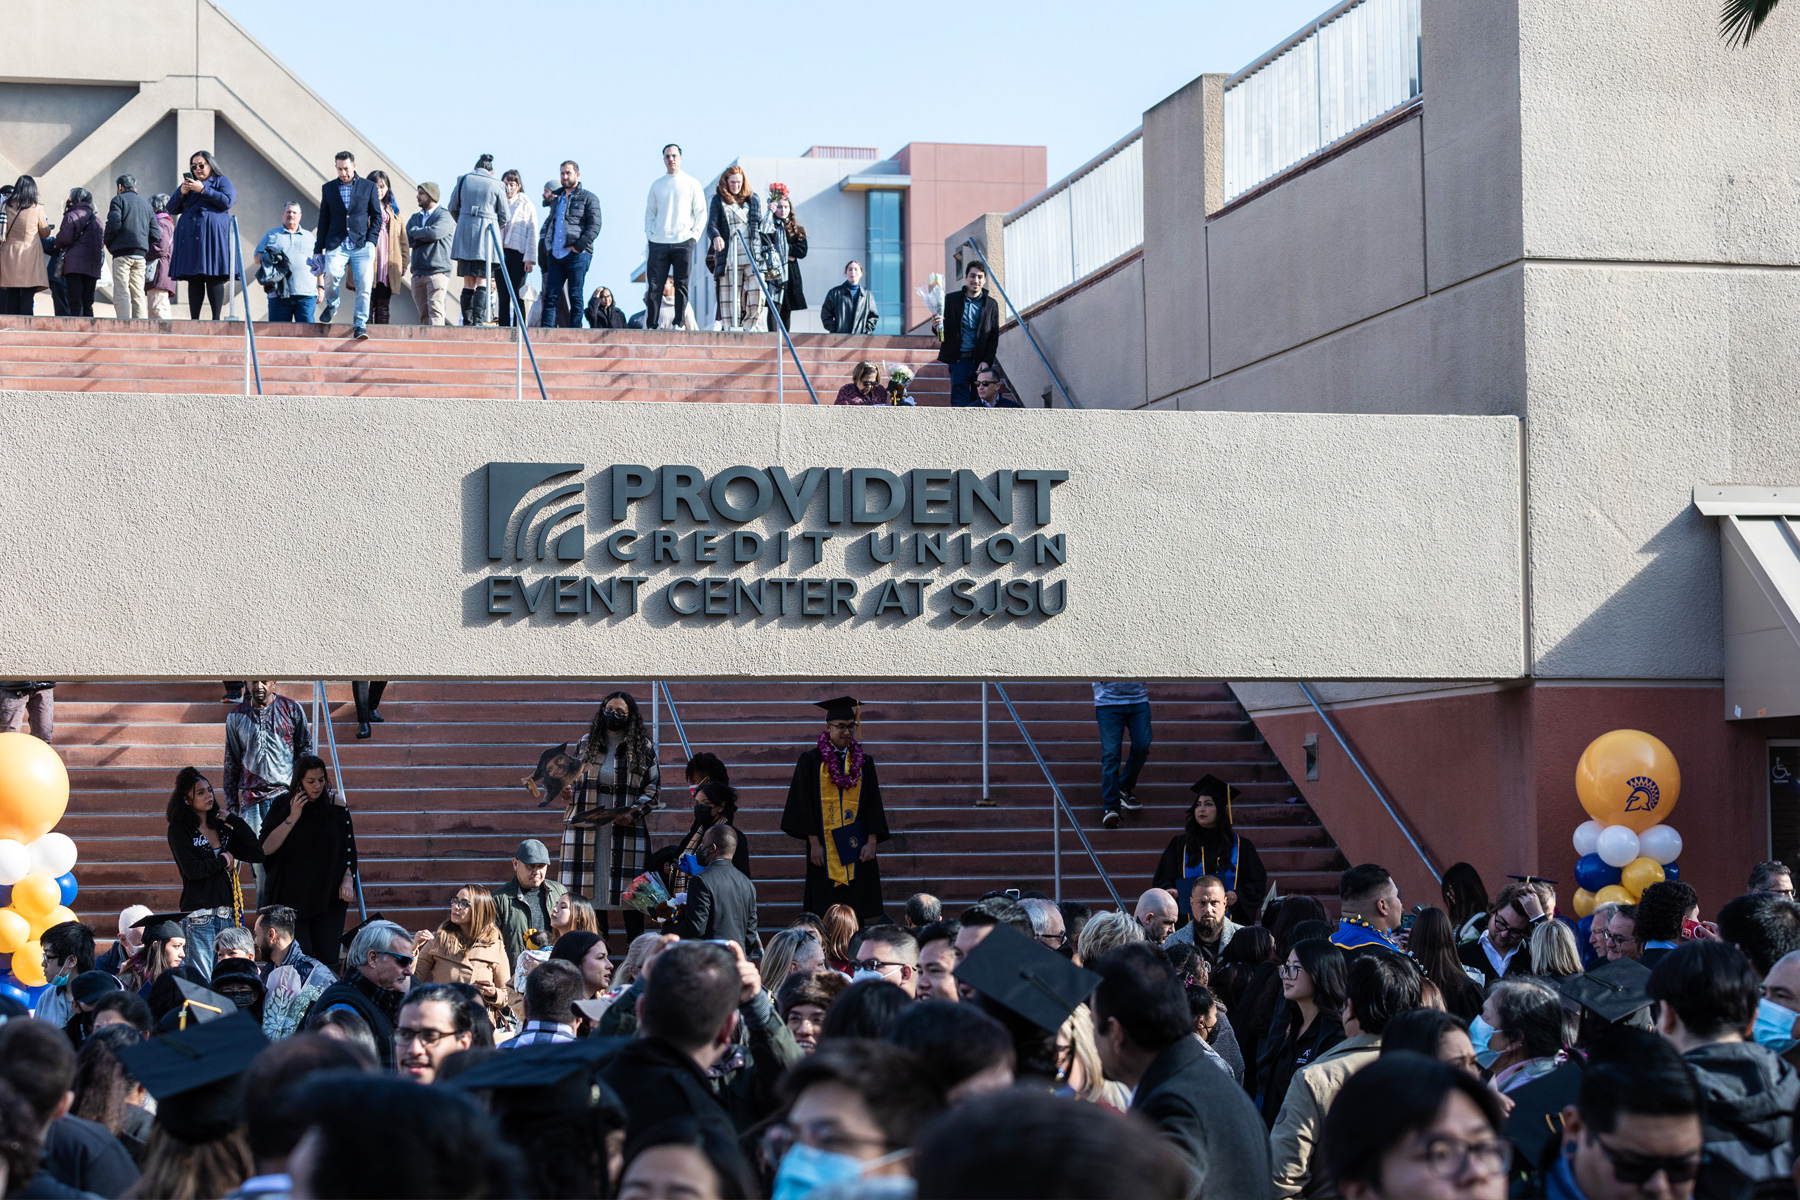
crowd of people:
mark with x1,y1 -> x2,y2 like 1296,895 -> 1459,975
0,148 -> 1028,408
2,697 -> 1799,1200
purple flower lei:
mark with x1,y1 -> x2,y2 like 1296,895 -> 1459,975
818,730 -> 864,789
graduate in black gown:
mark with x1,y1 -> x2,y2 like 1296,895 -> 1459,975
781,696 -> 891,920
1153,773 -> 1268,926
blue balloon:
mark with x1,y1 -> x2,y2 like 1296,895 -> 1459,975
55,872 -> 77,906
1575,853 -> 1623,893
1663,861 -> 1680,882
0,977 -> 28,1009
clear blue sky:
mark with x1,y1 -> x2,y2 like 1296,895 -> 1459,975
226,0 -> 1328,298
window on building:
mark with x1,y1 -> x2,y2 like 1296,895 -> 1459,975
866,190 -> 903,335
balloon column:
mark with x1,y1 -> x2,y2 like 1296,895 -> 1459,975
0,732 -> 78,1008
1568,730 -> 1683,922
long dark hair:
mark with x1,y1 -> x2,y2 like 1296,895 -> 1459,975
368,170 -> 398,214
1271,895 -> 1329,959
695,779 -> 738,823
288,754 -> 331,800
1441,862 -> 1489,930
187,150 -> 223,179
1281,937 -> 1348,1037
582,691 -> 652,770
7,175 -> 38,210
1407,906 -> 1472,1001
71,1025 -> 142,1135
166,766 -> 222,829
1184,789 -> 1236,858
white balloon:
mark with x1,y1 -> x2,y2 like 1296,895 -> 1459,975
0,840 -> 26,886
26,832 -> 76,878
1596,824 -> 1642,869
1573,820 -> 1604,858
1637,825 -> 1683,866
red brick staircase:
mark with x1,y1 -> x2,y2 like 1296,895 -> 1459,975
53,681 -> 1344,938
0,317 -> 949,404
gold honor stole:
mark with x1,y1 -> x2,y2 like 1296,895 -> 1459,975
819,757 -> 862,887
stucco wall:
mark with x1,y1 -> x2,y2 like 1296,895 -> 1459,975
995,258 -> 1147,411
0,394 -> 1523,682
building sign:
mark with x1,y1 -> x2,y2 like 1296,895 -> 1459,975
481,462 -> 1069,622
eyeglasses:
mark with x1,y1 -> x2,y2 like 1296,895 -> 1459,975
450,898 -> 471,909
763,1120 -> 893,1163
393,1026 -> 458,1047
854,958 -> 910,976
976,378 -> 1000,388
1037,931 -> 1069,947
1590,1134 -> 1704,1185
1278,963 -> 1303,978
827,721 -> 859,733
373,950 -> 414,969
1413,1135 -> 1511,1181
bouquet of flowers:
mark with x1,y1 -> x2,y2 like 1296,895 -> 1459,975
883,363 -> 917,407
622,870 -> 671,915
916,273 -> 945,341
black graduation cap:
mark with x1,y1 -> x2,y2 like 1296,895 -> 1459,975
116,1011 -> 269,1143
156,978 -> 240,1032
70,970 -> 120,1006
1558,957 -> 1653,1026
1504,1062 -> 1582,1168
952,919 -> 1100,1035
132,912 -> 188,942
339,912 -> 386,951
443,1037 -> 629,1119
815,696 -> 860,723
1190,774 -> 1235,820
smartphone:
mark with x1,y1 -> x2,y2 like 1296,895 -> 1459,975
1681,917 -> 1702,940
183,172 -> 195,182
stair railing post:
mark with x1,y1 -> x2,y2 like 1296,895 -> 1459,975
652,681 -> 661,757
1053,777 -> 1062,904
980,683 -> 989,805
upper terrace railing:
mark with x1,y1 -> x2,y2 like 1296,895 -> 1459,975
1224,0 -> 1422,200
991,0 -> 1421,315
1000,131 -> 1143,313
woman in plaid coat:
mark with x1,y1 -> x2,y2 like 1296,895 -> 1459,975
566,691 -> 662,943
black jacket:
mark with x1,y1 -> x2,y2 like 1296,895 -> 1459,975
167,815 -> 264,911
598,1035 -> 737,1144
704,193 -> 764,271
673,859 -> 758,946
314,175 -> 384,254
543,186 -> 602,255
585,297 -> 628,329
301,970 -> 404,1068
1255,1014 -> 1345,1126
1133,1035 -> 1275,1198
1153,832 -> 1269,928
820,280 -> 878,335
1687,1040 -> 1800,1196
937,288 -> 1001,366
103,191 -> 156,257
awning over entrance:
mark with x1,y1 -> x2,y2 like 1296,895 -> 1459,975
1696,486 -> 1800,720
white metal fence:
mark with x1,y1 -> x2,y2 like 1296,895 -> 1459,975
1001,133 -> 1143,313
1223,0 -> 1422,201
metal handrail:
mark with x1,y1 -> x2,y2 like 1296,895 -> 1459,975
992,683 -> 1123,907
228,215 -> 263,396
959,238 -> 1080,409
313,682 -> 368,919
483,224 -> 548,402
731,225 -> 819,405
1297,681 -> 1439,883
656,681 -> 693,759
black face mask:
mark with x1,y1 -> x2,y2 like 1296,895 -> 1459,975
602,710 -> 629,731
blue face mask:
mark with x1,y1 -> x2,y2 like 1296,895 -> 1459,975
771,1144 -> 868,1200
1754,998 -> 1800,1054
1468,1014 -> 1506,1069
50,974 -> 70,989
678,852 -> 705,878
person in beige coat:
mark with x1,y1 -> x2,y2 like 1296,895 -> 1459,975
0,176 -> 53,315
1269,953 -> 1419,1199
412,883 -> 514,1028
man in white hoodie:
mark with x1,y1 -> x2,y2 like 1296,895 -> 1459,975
644,143 -> 707,331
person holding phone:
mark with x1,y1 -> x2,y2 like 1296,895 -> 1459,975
167,149 -> 237,320
259,754 -> 359,959
566,692 -> 661,947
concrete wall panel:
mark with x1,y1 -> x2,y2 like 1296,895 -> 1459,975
1142,74 -> 1222,402
1421,0 -> 1523,290
80,114 -> 177,212
996,259 -> 1146,411
1517,0 -> 1800,265
1208,120 -> 1427,375
1522,264 -> 1732,678
0,394 -> 1524,682
0,83 -> 137,178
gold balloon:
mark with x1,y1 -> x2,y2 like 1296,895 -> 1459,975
0,732 -> 69,845
9,873 -> 58,921
26,904 -> 77,940
1594,884 -> 1634,909
11,939 -> 45,987
0,908 -> 27,954
1575,730 -> 1681,834
1621,857 -> 1666,901
1572,888 -> 1597,918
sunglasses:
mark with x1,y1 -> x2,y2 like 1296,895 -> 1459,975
373,950 -> 415,969
1591,1135 -> 1704,1185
